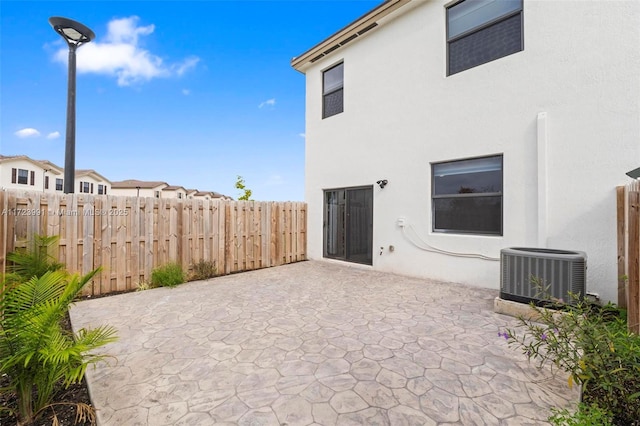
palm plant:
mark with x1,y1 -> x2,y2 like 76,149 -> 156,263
0,268 -> 117,425
5,234 -> 64,283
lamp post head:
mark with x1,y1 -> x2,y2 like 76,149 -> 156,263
49,16 -> 95,47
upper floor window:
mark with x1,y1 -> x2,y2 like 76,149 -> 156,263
98,184 -> 105,195
155,191 -> 160,198
432,155 -> 503,235
447,0 -> 523,76
17,169 -> 29,185
79,181 -> 92,193
56,178 -> 63,191
323,62 -> 344,118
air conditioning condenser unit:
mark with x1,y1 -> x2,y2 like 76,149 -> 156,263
500,247 -> 586,305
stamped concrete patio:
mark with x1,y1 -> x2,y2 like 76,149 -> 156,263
69,261 -> 578,425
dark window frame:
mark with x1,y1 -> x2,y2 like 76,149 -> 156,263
322,62 -> 344,119
17,169 -> 29,185
431,154 -> 503,235
98,184 -> 105,195
56,178 -> 63,191
80,181 -> 91,193
446,0 -> 524,76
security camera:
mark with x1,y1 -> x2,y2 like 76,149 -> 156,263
377,179 -> 388,189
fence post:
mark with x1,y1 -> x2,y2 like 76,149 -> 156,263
617,186 -> 627,309
628,191 -> 640,334
0,190 -> 7,277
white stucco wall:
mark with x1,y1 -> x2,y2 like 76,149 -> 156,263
303,0 -> 640,303
110,186 -> 165,198
76,175 -> 111,195
0,159 -> 63,193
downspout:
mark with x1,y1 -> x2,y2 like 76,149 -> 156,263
537,112 -> 548,247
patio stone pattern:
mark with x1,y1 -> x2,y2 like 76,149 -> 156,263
70,261 -> 578,425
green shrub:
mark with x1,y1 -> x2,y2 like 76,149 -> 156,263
549,402 -> 614,426
189,259 -> 217,281
501,296 -> 640,426
0,269 -> 117,424
151,263 -> 185,287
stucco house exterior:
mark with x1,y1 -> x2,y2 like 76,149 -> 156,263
75,169 -> 111,195
162,185 -> 188,200
1,155 -> 112,195
0,155 -> 64,193
110,180 -> 169,198
292,0 -> 640,303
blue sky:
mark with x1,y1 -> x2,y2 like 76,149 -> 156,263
1,0 -> 380,200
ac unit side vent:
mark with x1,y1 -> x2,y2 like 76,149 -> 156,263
500,247 -> 586,305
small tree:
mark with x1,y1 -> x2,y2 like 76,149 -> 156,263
235,175 -> 253,201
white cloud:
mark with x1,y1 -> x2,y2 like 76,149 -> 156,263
54,16 -> 199,86
47,131 -> 61,139
182,89 -> 191,96
258,98 -> 276,109
174,57 -> 200,76
15,128 -> 40,138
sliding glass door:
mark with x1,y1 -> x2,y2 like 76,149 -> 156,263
324,186 -> 373,265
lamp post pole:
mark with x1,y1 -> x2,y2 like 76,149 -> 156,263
49,17 -> 95,194
64,42 -> 78,194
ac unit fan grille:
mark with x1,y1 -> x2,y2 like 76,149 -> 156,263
500,247 -> 586,305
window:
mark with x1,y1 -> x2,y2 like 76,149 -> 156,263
432,155 -> 503,235
178,192 -> 182,199
447,0 -> 523,76
155,191 -> 160,198
44,176 -> 49,190
18,169 -> 28,185
80,181 -> 91,193
98,184 -> 105,195
56,179 -> 63,191
323,62 -> 344,118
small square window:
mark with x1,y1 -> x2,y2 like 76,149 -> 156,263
323,62 -> 344,118
432,155 -> 503,235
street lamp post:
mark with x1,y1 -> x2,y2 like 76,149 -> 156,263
49,17 -> 95,194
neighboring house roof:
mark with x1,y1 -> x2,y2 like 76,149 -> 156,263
75,169 -> 111,183
111,179 -> 168,189
36,160 -> 64,175
194,190 -> 233,200
0,154 -> 61,172
291,0 -> 410,72
163,185 -> 187,192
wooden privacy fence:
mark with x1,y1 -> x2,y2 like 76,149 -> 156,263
617,181 -> 640,334
0,190 -> 306,296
